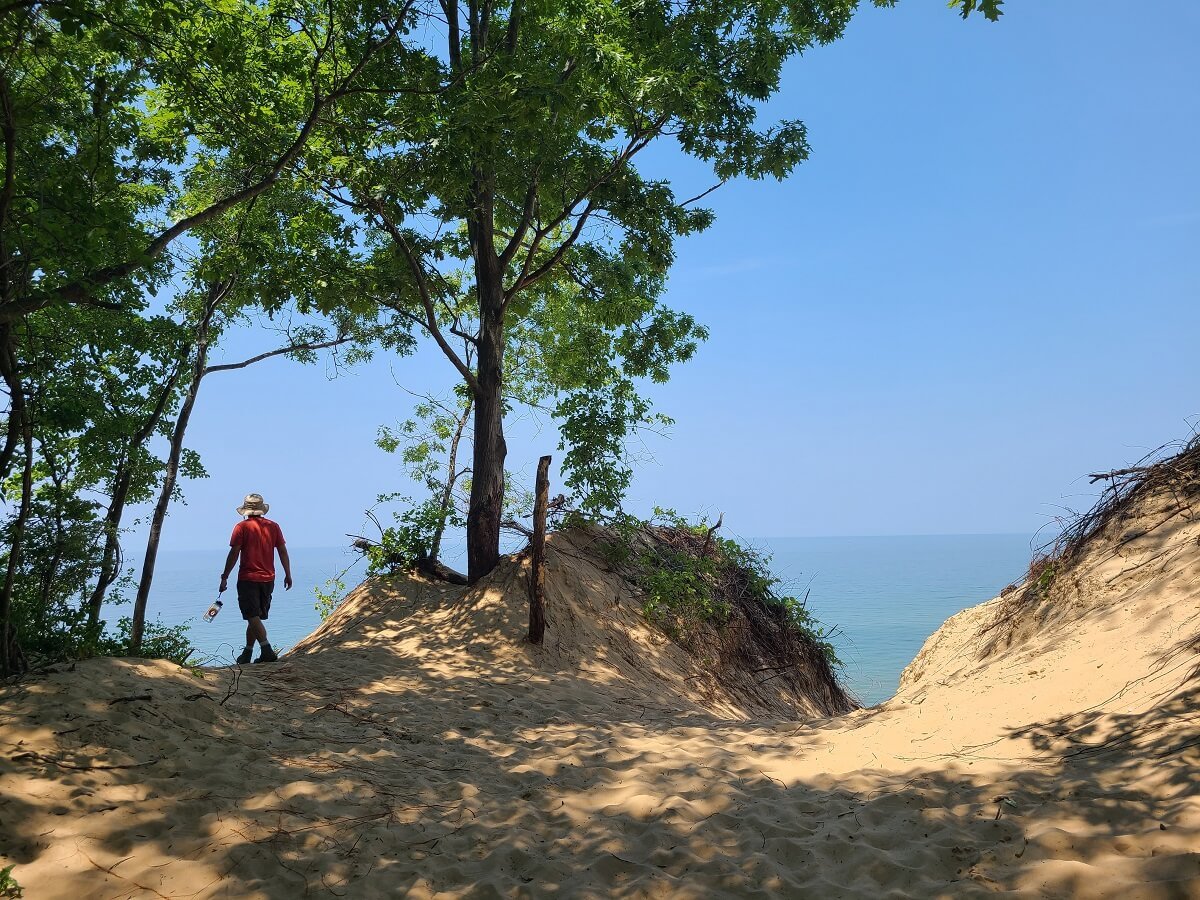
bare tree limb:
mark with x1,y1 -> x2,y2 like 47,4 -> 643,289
203,333 -> 352,375
681,180 -> 726,207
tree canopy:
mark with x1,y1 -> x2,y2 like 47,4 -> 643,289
0,0 -> 1000,671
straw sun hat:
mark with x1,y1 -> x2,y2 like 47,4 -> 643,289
236,493 -> 269,517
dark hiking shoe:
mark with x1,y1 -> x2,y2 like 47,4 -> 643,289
254,644 -> 278,663
235,647 -> 253,665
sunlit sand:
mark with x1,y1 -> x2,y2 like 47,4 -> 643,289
1,488 -> 1197,898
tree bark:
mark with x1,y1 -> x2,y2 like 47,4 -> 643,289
430,395 -> 472,562
0,393 -> 32,675
527,454 -> 550,644
467,302 -> 505,580
466,179 -> 507,582
0,323 -> 22,485
85,462 -> 131,634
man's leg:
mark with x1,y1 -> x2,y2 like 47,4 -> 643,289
236,581 -> 271,664
251,582 -> 277,662
236,618 -> 255,664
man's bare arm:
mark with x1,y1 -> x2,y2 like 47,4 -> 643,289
219,547 -> 240,593
279,546 -> 293,590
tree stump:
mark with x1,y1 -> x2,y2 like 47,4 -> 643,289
528,455 -> 551,644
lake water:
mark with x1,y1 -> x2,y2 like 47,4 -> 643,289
126,534 -> 1034,707
761,535 -> 1033,705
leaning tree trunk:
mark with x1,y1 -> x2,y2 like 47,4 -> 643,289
129,373 -> 204,653
129,298 -> 215,654
466,219 -> 507,582
0,399 -> 32,675
85,357 -> 186,636
0,320 -> 32,674
429,396 -> 472,563
85,463 -> 132,633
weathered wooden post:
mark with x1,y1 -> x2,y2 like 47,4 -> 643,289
528,454 -> 551,644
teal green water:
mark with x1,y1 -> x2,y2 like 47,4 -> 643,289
757,535 -> 1033,706
132,534 -> 1033,707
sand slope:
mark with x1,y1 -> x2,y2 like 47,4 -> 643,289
1,505 -> 1197,898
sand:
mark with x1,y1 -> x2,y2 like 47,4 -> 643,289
1,498 -> 1198,898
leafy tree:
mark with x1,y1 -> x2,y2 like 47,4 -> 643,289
0,0 -> 420,671
376,386 -> 474,564
0,301 -> 192,667
125,153 -> 415,652
320,0 -> 999,582
0,0 -> 414,326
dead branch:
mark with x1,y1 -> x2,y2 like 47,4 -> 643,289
1088,466 -> 1153,483
984,432 -> 1200,642
500,518 -> 533,538
220,667 -> 243,705
107,694 -> 152,706
12,750 -> 160,771
700,513 -> 723,557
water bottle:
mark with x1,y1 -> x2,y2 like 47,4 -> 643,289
203,599 -> 223,623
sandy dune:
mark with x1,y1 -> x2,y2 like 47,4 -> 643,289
1,496 -> 1197,897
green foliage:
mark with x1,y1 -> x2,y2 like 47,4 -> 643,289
2,540 -> 194,665
0,864 -> 22,899
314,496 -> 451,620
640,549 -> 727,636
108,617 -> 194,666
314,577 -> 349,621
375,389 -> 471,563
2,480 -> 106,661
367,498 -> 449,574
1027,555 -> 1058,597
950,0 -> 1004,22
535,297 -> 702,516
630,510 -> 840,666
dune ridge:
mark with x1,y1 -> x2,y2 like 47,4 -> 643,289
1,491 -> 1197,897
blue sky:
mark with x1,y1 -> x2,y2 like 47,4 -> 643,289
149,1 -> 1199,553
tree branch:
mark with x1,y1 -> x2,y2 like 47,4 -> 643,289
681,179 -> 725,206
366,202 -> 482,396
203,334 -> 352,376
508,198 -> 595,295
506,115 -> 668,299
441,0 -> 461,71
498,176 -> 540,270
1,11 -> 411,324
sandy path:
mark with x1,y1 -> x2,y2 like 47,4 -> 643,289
1,518 -> 1198,898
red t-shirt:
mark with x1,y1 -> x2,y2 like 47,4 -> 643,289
230,516 -> 286,582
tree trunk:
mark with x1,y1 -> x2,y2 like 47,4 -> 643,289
430,395 -> 472,562
85,463 -> 131,634
0,400 -> 32,675
466,183 -> 507,582
36,481 -> 67,634
130,338 -> 208,654
527,454 -> 550,645
467,304 -> 505,581
0,324 -> 21,483
85,355 -> 186,636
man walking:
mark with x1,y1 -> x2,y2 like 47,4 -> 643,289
220,493 -> 293,664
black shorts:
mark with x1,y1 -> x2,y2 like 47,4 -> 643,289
237,580 -> 274,620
